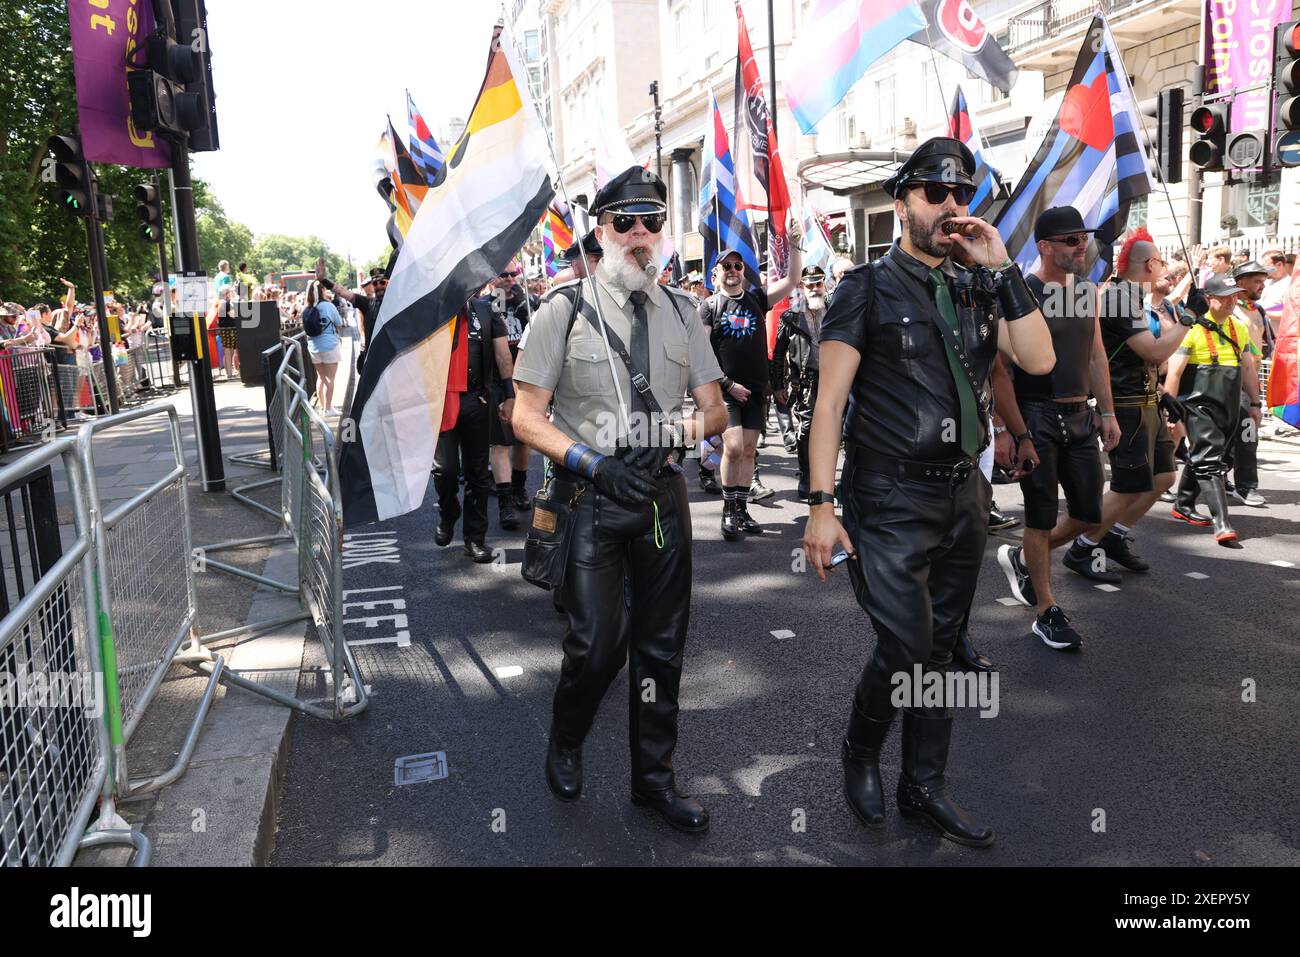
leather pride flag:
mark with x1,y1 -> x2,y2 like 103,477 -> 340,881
340,24 -> 555,525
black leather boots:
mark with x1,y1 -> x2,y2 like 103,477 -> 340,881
896,710 -> 995,847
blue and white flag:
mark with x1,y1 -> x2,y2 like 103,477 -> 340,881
406,90 -> 446,187
700,90 -> 762,292
992,15 -> 1153,280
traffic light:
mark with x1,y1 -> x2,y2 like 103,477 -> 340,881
175,0 -> 220,152
1140,87 -> 1184,184
134,183 -> 164,243
95,192 -> 114,224
1189,101 -> 1229,171
1272,20 -> 1300,166
47,135 -> 90,216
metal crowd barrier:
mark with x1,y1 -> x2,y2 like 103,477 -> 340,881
77,406 -> 225,798
227,340 -> 307,518
0,438 -> 147,865
193,336 -> 365,719
0,348 -> 66,452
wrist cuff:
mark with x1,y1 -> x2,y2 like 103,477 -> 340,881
500,380 -> 515,399
995,264 -> 1038,322
564,442 -> 605,479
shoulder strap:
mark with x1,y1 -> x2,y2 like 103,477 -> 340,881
571,294 -> 664,417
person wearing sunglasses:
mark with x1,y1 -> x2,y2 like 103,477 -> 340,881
315,259 -> 390,368
512,167 -> 728,834
699,221 -> 804,540
802,136 -> 1054,848
991,206 -> 1122,656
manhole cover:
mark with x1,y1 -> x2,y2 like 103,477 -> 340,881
394,751 -> 448,785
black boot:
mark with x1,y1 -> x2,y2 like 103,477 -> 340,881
496,482 -> 519,530
842,704 -> 893,828
699,467 -> 721,495
511,468 -> 531,510
1171,467 -> 1210,526
735,500 -> 762,533
545,734 -> 582,801
952,625 -> 994,673
631,786 -> 709,834
435,516 -> 455,547
721,499 -> 741,540
464,541 -> 494,563
896,710 -> 995,848
1197,476 -> 1239,545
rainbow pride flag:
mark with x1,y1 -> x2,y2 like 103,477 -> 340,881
1266,262 -> 1300,426
541,202 -> 574,277
786,0 -> 927,135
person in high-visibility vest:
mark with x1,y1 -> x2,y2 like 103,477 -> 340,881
1165,274 -> 1263,546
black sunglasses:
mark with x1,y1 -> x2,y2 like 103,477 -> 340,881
497,270 -> 521,279
720,260 -> 745,272
610,212 -> 664,234
909,182 -> 976,206
1046,234 -> 1088,247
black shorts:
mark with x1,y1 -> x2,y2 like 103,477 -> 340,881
1109,402 -> 1175,493
1017,400 -> 1104,530
724,391 -> 766,431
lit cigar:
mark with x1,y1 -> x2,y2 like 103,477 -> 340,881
942,221 -> 981,237
632,247 -> 657,277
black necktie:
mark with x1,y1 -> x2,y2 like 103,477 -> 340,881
629,290 -> 650,380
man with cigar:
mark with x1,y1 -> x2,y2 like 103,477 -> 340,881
803,137 -> 1054,846
1166,274 -> 1262,545
512,167 -> 727,833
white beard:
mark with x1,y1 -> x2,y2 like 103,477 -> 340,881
597,236 -> 661,293
806,295 -> 825,312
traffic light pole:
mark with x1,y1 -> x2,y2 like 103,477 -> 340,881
83,171 -> 121,415
170,144 -> 225,493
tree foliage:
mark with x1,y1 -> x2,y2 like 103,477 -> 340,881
2,3 -> 366,306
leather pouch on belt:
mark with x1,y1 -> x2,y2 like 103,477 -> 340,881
522,489 -> 581,591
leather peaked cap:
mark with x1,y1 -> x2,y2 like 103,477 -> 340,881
881,137 -> 976,198
590,166 -> 668,217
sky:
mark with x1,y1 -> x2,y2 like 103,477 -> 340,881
192,0 -> 507,265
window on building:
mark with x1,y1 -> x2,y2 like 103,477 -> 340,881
525,29 -> 540,63
672,0 -> 690,50
705,51 -> 719,72
837,90 -> 857,148
702,0 -> 717,29
1126,195 -> 1149,231
1228,179 -> 1280,232
876,77 -> 895,137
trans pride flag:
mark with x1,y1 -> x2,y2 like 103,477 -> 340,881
786,0 -> 926,134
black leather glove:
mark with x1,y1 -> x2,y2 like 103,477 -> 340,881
1159,391 -> 1187,424
1183,286 -> 1207,322
591,450 -> 657,507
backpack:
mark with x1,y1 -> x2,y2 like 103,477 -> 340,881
302,304 -> 324,337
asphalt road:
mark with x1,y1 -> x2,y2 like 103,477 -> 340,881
272,429 -> 1300,867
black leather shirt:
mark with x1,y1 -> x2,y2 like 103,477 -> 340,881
820,241 -> 1002,462
771,307 -> 822,392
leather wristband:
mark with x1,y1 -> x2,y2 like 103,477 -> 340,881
318,277 -> 335,291
563,442 -> 605,479
500,380 -> 515,400
994,264 -> 1038,322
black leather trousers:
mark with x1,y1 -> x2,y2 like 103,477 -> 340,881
795,379 -> 819,482
551,470 -> 692,792
434,393 -> 491,543
1180,365 -> 1241,479
1226,391 -> 1259,490
840,450 -> 991,721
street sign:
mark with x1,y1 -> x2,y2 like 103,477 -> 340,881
1226,131 -> 1264,168
177,274 -> 210,315
1277,129 -> 1300,165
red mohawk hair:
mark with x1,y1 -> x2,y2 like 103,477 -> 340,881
1116,227 -> 1154,277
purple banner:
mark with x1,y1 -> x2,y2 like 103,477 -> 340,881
67,0 -> 171,168
1202,0 -> 1290,133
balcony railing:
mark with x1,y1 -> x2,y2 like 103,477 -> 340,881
1006,0 -> 1158,52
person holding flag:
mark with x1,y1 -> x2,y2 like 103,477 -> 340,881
802,137 -> 1055,847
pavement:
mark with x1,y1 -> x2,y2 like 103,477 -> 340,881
270,422 -> 1300,867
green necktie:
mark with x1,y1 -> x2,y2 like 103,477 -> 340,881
928,268 -> 979,458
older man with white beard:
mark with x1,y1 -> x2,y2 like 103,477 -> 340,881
512,168 -> 728,833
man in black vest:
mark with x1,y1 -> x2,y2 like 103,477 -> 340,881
803,137 -> 1055,847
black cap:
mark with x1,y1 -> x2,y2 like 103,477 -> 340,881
589,166 -> 668,217
881,137 -> 976,198
801,265 -> 826,283
1033,206 -> 1098,242
562,230 -> 602,263
1233,260 -> 1269,279
1204,274 -> 1244,298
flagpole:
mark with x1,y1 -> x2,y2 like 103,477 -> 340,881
922,22 -> 951,133
767,0 -> 777,279
1100,15 -> 1194,269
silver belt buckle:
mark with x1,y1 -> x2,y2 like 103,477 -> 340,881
949,460 -> 973,487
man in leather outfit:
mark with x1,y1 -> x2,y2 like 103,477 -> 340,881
802,137 -> 1056,847
512,168 -> 728,833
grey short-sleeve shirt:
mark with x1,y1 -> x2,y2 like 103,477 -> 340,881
514,274 -> 722,453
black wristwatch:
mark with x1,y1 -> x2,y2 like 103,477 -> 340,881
1014,431 -> 1033,445
808,491 -> 835,506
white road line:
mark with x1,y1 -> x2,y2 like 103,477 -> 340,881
995,597 -> 1022,606
1269,560 -> 1296,568
770,629 -> 796,640
1185,572 -> 1209,580
1095,584 -> 1121,592
495,665 -> 524,678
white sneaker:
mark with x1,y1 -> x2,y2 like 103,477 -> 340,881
1231,487 -> 1266,507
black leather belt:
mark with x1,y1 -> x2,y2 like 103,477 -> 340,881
1021,398 -> 1089,414
853,447 -> 976,486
